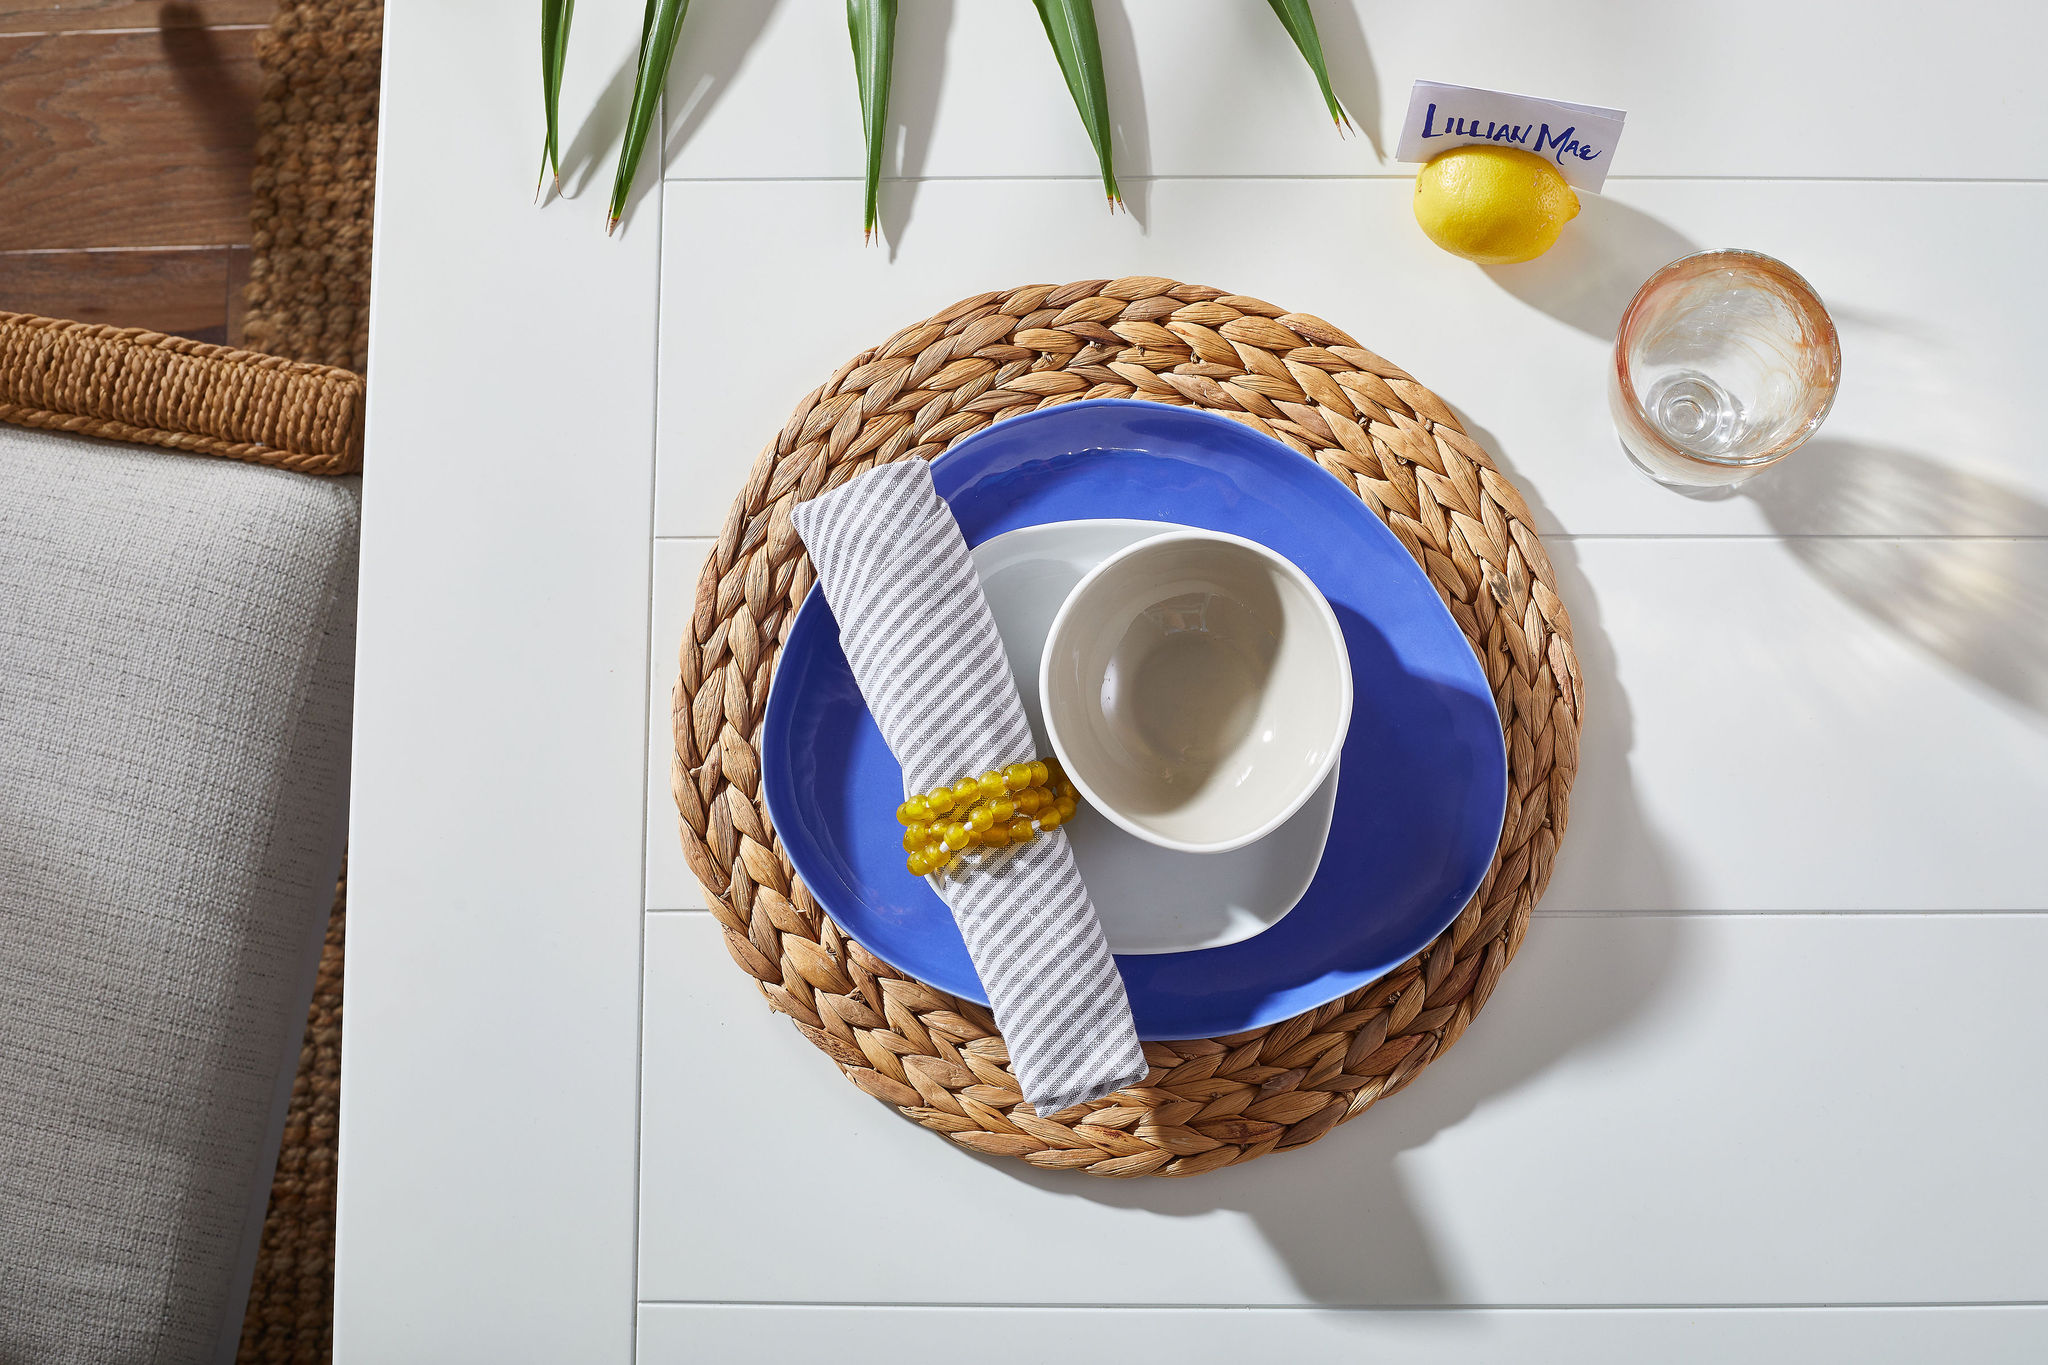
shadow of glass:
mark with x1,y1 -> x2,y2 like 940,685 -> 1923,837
1483,198 -> 1700,340
1743,440 -> 2048,720
1302,0 -> 1386,160
876,0 -> 955,257
974,413 -> 1686,1303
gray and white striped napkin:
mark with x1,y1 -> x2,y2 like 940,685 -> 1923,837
790,459 -> 1147,1115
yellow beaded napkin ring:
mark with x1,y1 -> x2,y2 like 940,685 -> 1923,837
895,758 -> 1081,877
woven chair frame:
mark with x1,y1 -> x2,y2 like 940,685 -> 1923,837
0,312 -> 363,476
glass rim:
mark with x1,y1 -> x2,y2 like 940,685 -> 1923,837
1612,248 -> 1843,470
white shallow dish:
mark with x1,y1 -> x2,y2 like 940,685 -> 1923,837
971,519 -> 1337,956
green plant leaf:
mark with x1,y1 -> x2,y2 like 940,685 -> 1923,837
847,0 -> 898,242
1265,0 -> 1350,132
539,0 -> 575,196
608,0 -> 692,235
1031,0 -> 1119,206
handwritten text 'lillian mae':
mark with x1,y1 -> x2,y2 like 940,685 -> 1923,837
1419,104 -> 1602,166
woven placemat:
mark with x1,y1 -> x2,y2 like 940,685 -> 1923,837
672,277 -> 1582,1176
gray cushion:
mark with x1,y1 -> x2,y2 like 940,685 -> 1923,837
0,425 -> 357,1365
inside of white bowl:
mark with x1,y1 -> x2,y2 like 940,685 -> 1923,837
1043,532 -> 1351,853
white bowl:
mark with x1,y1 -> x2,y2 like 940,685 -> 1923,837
972,520 -> 1337,953
1040,529 -> 1353,855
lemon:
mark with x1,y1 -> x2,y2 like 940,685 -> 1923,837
1412,146 -> 1580,265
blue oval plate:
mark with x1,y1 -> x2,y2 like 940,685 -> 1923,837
761,400 -> 1506,1039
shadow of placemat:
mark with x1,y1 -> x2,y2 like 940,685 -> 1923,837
237,2 -> 379,1360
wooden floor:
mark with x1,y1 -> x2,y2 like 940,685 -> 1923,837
0,0 -> 272,343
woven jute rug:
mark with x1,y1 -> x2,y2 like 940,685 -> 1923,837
672,277 -> 1582,1176
235,2 -> 380,1361
242,0 -> 381,376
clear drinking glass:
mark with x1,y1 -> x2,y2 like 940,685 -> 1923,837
1610,249 -> 1841,488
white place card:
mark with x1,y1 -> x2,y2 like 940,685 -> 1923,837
1396,80 -> 1626,193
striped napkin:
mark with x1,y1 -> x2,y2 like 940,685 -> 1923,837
790,460 -> 1147,1115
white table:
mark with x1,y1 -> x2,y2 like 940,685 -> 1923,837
341,3 -> 2048,1359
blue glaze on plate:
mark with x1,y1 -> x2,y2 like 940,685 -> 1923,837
761,400 -> 1506,1039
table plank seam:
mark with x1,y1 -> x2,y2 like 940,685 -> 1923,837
641,907 -> 2048,918
655,174 -> 2048,186
634,1298 -> 2048,1311
628,139 -> 671,1364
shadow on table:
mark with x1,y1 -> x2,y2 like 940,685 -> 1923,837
631,0 -> 1161,247
977,419 -> 1690,1304
873,0 -> 956,258
662,0 -> 783,174
887,0 -> 1161,244
1743,440 -> 2048,723
544,0 -> 780,225
554,0 -> 787,236
1477,417 -> 1693,919
992,912 -> 1683,1305
543,0 -> 785,233
1302,0 -> 1387,161
553,52 -> 637,205
1482,197 -> 1700,340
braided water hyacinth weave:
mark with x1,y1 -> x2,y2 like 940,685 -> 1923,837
671,277 -> 1582,1177
0,313 -> 363,476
